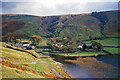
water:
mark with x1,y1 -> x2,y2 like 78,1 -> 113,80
50,54 -> 119,78
50,54 -> 94,78
96,55 -> 119,68
63,62 -> 92,78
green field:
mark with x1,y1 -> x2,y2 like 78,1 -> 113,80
104,47 -> 119,54
83,38 -> 120,55
83,38 -> 119,46
49,51 -> 108,57
49,48 -> 119,56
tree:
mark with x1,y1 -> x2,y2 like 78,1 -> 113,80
68,43 -> 77,53
91,41 -> 103,51
95,42 -> 104,51
15,39 -> 21,43
47,42 -> 51,45
62,45 -> 68,52
48,32 -> 55,38
51,42 -> 63,51
51,45 -> 55,52
89,36 -> 93,40
76,40 -> 83,45
82,43 -> 87,51
56,42 -> 63,51
62,37 -> 70,45
31,35 -> 42,45
91,40 -> 96,46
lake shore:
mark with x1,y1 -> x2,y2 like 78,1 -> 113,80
49,52 -> 109,57
49,51 -> 120,57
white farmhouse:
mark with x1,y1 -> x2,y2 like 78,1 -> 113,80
77,45 -> 83,49
19,42 -> 30,47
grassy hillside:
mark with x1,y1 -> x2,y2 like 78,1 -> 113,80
2,15 -> 46,36
103,11 -> 120,37
2,10 -> 120,41
59,15 -> 101,41
91,10 -> 120,37
1,42 -> 70,78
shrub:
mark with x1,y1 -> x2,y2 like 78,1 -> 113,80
15,39 -> 21,43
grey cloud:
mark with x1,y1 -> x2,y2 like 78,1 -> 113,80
2,2 -> 55,15
55,2 -> 118,15
2,2 -> 119,16
56,2 -> 81,13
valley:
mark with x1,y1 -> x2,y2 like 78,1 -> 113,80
1,10 -> 120,79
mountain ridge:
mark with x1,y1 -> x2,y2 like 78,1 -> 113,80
2,10 -> 120,41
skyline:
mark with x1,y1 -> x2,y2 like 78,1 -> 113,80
1,0 -> 119,16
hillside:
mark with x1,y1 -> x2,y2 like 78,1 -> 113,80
103,11 -> 119,37
91,10 -> 120,37
2,10 -> 120,41
1,42 -> 70,78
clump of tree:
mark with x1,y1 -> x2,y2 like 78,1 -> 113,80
50,42 -> 63,52
62,37 -> 71,45
67,43 -> 77,53
30,35 -> 42,46
50,37 -> 78,53
76,40 -> 83,45
91,40 -> 104,51
15,39 -> 21,43
50,43 -> 77,53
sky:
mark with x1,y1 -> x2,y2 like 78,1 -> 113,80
1,0 -> 120,16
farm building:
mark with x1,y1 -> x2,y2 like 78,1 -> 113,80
11,42 -> 32,50
19,42 -> 30,47
77,44 -> 83,49
77,43 -> 95,50
77,43 -> 103,52
26,46 -> 32,50
82,43 -> 93,50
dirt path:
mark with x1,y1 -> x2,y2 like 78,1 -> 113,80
47,64 -> 64,78
22,52 -> 64,78
36,53 -> 64,78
